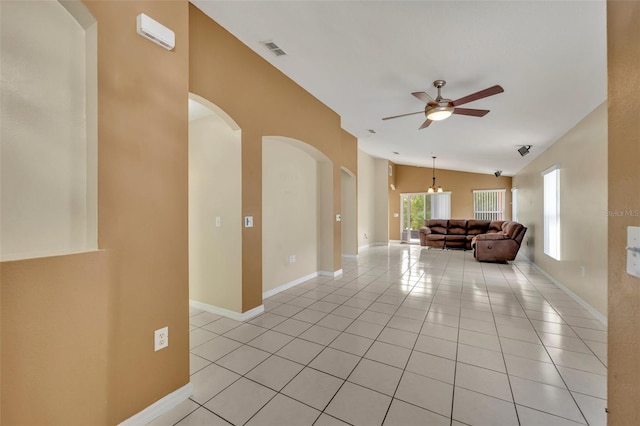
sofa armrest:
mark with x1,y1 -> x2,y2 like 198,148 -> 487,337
419,226 -> 431,246
473,233 -> 509,241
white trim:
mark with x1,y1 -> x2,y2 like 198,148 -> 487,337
342,253 -> 358,259
263,272 -> 319,299
358,244 -> 372,251
189,300 -> 264,322
319,269 -> 343,278
516,256 -> 607,326
118,383 -> 192,426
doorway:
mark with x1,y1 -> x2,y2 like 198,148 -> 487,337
400,192 -> 451,243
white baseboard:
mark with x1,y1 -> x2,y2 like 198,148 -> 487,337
319,269 -> 343,278
358,244 -> 372,251
190,300 -> 264,322
118,382 -> 192,426
518,257 -> 607,326
342,253 -> 358,259
263,272 -> 319,299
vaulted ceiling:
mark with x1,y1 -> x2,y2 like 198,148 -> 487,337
191,0 -> 607,176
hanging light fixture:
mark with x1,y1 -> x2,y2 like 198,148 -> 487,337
428,156 -> 444,193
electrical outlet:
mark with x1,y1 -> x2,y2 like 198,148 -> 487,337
154,326 -> 169,351
289,255 -> 296,263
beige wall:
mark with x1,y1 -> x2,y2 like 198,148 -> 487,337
189,110 -> 242,312
262,138 -> 320,291
2,0 -> 190,424
513,103 -> 607,317
1,0 -> 97,260
389,165 -> 512,240
607,1 -> 640,422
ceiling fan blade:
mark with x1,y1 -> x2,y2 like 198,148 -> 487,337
453,108 -> 490,117
419,119 -> 432,129
382,110 -> 424,121
412,91 -> 436,104
451,85 -> 504,106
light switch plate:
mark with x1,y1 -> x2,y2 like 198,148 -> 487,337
245,216 -> 253,228
627,226 -> 640,278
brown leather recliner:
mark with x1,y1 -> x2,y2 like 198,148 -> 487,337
471,221 -> 527,262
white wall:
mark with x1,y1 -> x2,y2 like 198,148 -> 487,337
374,159 -> 390,244
189,109 -> 242,312
0,0 -> 97,260
262,138 -> 320,292
358,150 -> 376,249
341,169 -> 357,255
317,162 -> 334,273
513,102 -> 607,317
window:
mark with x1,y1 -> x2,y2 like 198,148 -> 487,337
473,189 -> 506,220
511,188 -> 518,222
543,166 -> 561,260
431,193 -> 451,220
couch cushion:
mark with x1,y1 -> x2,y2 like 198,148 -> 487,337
427,219 -> 448,235
488,220 -> 505,233
425,234 -> 445,241
447,219 -> 467,235
467,220 -> 491,235
503,221 -> 523,239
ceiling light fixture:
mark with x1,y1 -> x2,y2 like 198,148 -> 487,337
428,156 -> 443,193
518,145 -> 532,157
426,105 -> 454,121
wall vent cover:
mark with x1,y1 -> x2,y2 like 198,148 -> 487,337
261,41 -> 287,57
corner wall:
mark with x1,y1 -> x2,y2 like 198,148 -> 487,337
389,165 -> 512,241
513,103 -> 607,317
189,5 -> 350,310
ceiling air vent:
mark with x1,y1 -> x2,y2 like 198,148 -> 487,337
261,41 -> 287,57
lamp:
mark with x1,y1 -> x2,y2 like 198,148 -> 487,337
426,105 -> 454,121
518,145 -> 532,157
427,156 -> 443,193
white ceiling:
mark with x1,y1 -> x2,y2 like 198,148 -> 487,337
191,0 -> 606,176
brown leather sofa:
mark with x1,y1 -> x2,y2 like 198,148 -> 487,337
419,219 -> 527,262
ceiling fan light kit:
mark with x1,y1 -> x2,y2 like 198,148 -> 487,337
428,156 -> 443,193
426,105 -> 454,121
382,79 -> 504,130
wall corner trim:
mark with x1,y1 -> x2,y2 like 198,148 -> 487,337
190,300 -> 265,322
117,382 -> 192,426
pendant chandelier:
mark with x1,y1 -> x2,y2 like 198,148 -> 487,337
428,156 -> 443,193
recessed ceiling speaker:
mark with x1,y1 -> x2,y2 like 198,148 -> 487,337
518,145 -> 532,157
494,170 -> 502,177
137,13 -> 175,51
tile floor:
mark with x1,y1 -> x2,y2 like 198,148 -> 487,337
151,244 -> 607,426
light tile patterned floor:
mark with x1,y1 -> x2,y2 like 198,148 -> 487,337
151,244 -> 607,426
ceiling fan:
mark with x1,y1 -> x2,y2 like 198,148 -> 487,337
382,80 -> 504,129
